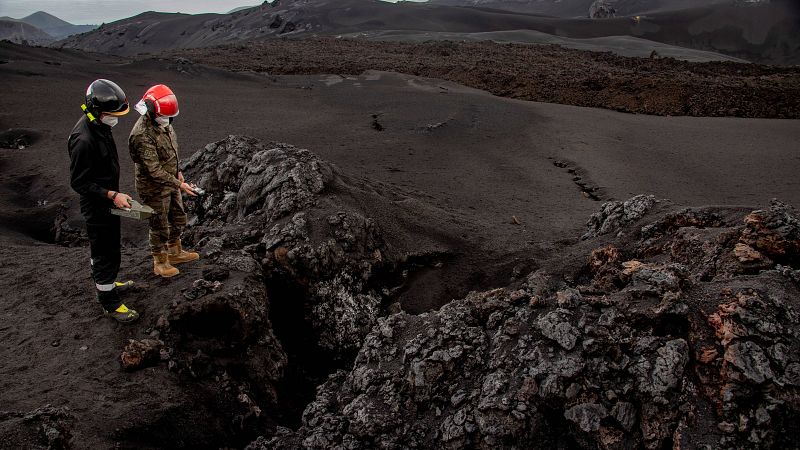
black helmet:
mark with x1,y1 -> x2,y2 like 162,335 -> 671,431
84,79 -> 129,116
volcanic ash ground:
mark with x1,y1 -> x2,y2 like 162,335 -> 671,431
8,135 -> 798,449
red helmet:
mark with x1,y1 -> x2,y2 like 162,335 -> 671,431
135,84 -> 179,117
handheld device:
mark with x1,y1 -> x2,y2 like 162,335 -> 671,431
110,199 -> 156,220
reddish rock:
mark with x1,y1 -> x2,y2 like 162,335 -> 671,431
120,339 -> 164,371
740,201 -> 800,262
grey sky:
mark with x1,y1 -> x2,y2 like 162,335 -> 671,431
0,0 -> 427,25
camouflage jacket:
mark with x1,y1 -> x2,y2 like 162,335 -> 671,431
128,114 -> 182,198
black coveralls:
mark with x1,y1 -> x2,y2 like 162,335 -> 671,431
67,116 -> 122,311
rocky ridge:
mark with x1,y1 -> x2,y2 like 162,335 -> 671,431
249,199 -> 800,449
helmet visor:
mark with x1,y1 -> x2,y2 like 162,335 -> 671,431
104,104 -> 130,116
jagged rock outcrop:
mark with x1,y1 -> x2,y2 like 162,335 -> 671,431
181,135 -> 391,353
251,198 -> 800,450
582,194 -> 657,239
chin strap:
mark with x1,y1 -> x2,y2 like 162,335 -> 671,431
81,104 -> 99,124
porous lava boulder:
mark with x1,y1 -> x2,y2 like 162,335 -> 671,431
589,0 -> 616,18
181,135 -> 391,353
252,199 -> 800,450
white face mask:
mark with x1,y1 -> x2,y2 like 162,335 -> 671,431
155,116 -> 171,128
100,115 -> 118,127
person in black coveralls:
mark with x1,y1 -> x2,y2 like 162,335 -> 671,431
67,79 -> 139,323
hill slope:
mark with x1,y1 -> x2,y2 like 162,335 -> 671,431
427,0 -> 733,17
57,0 -> 799,64
0,19 -> 53,45
21,11 -> 95,39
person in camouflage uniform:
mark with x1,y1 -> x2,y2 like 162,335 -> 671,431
128,84 -> 199,278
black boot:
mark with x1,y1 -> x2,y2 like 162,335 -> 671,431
104,304 -> 140,323
97,289 -> 139,323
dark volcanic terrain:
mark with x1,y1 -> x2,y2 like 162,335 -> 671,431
56,0 -> 800,65
172,38 -> 800,118
428,0 -> 732,17
0,35 -> 799,449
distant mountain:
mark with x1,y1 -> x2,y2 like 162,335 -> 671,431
0,18 -> 53,45
19,11 -> 96,38
57,0 -> 800,65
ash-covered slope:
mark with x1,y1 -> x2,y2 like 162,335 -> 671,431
387,0 -> 800,65
61,0 -> 589,56
174,38 -> 800,118
253,197 -> 800,449
427,0 -> 731,17
56,0 -> 799,64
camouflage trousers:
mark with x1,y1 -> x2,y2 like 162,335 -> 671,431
142,190 -> 187,254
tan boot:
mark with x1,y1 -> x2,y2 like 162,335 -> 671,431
168,239 -> 200,265
153,252 -> 179,278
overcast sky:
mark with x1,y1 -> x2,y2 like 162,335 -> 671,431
0,0 -> 427,25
